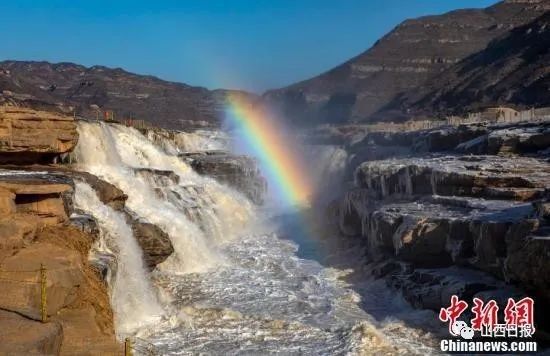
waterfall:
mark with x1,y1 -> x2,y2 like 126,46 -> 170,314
74,121 -> 253,273
303,145 -> 349,202
144,129 -> 228,155
73,181 -> 163,336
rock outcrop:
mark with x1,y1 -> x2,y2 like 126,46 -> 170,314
0,309 -> 63,355
0,120 -> 120,355
0,172 -> 120,354
185,151 -> 267,204
130,218 -> 174,270
329,118 -> 550,335
0,107 -> 78,164
0,172 -> 73,225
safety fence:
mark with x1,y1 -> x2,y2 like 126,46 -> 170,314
0,264 -> 48,322
0,264 -> 160,355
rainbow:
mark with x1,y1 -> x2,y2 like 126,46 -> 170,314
224,94 -> 312,207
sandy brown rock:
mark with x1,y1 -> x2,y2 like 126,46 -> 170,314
34,225 -> 115,335
0,180 -> 72,195
57,307 -> 120,356
0,223 -> 119,355
0,186 -> 15,215
0,176 -> 73,225
71,172 -> 127,211
0,107 -> 78,163
0,214 -> 40,260
0,242 -> 83,321
0,309 -> 63,355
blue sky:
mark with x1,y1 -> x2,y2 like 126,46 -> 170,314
1,0 -> 497,93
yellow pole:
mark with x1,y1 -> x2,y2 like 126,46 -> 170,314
40,264 -> 47,323
124,338 -> 133,356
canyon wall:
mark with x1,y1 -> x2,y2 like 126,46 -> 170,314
0,108 -> 120,354
328,119 -> 550,336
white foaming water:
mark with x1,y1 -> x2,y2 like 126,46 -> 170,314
146,129 -> 229,154
137,228 -> 440,355
73,181 -> 163,336
73,121 -> 441,354
74,122 -> 253,273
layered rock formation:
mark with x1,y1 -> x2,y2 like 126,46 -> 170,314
328,118 -> 550,335
0,107 -> 78,164
185,152 -> 267,204
0,107 -> 126,354
0,171 -> 120,354
140,125 -> 267,204
264,0 -> 548,124
397,11 -> 550,117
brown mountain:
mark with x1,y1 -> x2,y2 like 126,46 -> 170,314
391,11 -> 550,118
263,0 -> 549,125
0,61 -> 253,130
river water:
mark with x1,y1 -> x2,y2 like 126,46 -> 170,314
73,122 -> 442,355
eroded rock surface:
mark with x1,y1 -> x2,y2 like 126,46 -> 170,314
186,152 -> 267,204
130,218 -> 174,270
330,118 -> 550,335
0,169 -> 120,355
0,309 -> 63,355
0,107 -> 78,164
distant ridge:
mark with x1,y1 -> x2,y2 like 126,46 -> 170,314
390,11 -> 550,118
263,0 -> 548,125
0,60 -> 256,130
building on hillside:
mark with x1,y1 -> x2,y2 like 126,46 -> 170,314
534,107 -> 550,119
482,107 -> 518,122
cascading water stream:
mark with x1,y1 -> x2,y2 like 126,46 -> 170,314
71,121 -> 441,354
74,122 -> 253,273
73,181 -> 163,336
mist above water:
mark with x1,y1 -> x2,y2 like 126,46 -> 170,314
70,121 -> 440,354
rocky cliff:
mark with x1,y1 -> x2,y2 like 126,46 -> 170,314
327,118 -> 550,336
0,109 -> 123,354
0,107 -> 78,164
264,0 -> 548,125
0,172 -> 120,354
0,61 -> 256,130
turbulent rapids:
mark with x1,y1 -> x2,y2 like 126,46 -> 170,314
71,121 -> 441,355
